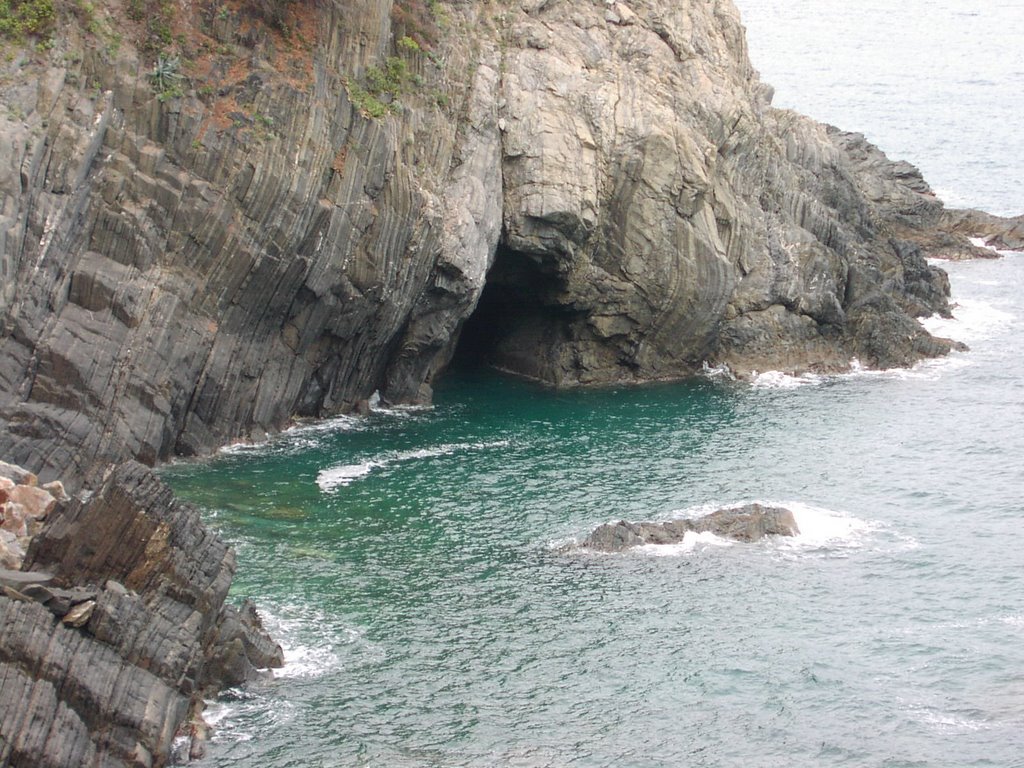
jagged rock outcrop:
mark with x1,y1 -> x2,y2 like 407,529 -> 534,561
0,0 -> 1019,485
0,460 -> 63,567
0,462 -> 282,767
584,503 -> 800,551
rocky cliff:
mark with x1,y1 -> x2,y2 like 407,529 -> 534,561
1,461 -> 282,767
1,0 -> 1019,765
0,0 -> 1014,486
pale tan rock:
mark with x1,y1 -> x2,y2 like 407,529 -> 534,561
0,529 -> 24,569
1,502 -> 27,537
615,3 -> 638,25
0,461 -> 36,486
41,479 -> 70,503
8,484 -> 57,520
62,599 -> 96,628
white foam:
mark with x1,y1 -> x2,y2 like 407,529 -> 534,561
920,298 -> 1014,345
699,361 -> 736,380
284,413 -> 367,436
749,369 -> 825,389
258,605 -> 364,680
637,529 -> 735,556
317,440 -> 511,492
905,703 -> 991,733
782,501 -> 878,550
316,461 -> 379,490
968,236 -> 1002,253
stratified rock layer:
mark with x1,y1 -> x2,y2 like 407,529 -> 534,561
0,0 -> 1017,485
584,503 -> 800,551
0,462 -> 282,767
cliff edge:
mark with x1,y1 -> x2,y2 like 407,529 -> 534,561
1,0 -> 1020,765
0,0 -> 1016,485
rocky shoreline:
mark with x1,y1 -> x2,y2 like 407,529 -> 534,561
1,460 -> 282,766
1,0 -> 1022,764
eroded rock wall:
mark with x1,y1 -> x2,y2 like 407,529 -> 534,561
0,0 -> 501,486
0,0 -> 1010,483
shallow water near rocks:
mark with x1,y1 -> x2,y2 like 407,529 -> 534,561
163,3 -> 1024,765
164,252 -> 1024,768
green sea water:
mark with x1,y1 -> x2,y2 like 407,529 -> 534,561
164,254 -> 1024,768
162,2 -> 1024,761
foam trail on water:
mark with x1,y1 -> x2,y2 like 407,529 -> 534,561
750,370 -> 825,389
316,461 -> 379,490
317,440 -> 511,491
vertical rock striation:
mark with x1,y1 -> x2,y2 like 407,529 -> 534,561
0,0 -> 1015,483
1,1 -> 1020,765
1,462 -> 281,767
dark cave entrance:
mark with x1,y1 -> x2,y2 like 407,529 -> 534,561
447,244 -> 573,382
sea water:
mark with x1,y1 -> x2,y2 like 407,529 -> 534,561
163,3 -> 1024,766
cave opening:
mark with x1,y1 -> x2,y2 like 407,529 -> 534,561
447,244 -> 573,382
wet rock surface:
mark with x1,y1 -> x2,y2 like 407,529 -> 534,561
0,462 -> 282,767
584,503 -> 800,552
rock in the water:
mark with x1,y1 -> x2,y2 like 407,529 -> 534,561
689,504 -> 801,542
583,504 -> 800,551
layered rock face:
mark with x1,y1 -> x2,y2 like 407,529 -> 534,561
1,462 -> 282,767
0,0 -> 1011,483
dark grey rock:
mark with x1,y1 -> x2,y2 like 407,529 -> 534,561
1,462 -> 281,768
583,503 -> 800,552
0,568 -> 53,589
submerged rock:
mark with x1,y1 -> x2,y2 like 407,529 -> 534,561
584,503 -> 800,552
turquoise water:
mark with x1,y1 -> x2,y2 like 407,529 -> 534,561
165,254 -> 1024,768
163,3 -> 1024,765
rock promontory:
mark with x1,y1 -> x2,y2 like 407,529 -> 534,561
1,461 -> 282,766
1,0 -> 1019,486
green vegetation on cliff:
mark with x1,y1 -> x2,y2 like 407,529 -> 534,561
0,0 -> 55,41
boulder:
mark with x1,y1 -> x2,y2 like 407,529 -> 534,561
0,461 -> 37,486
7,483 -> 58,520
0,501 -> 27,537
0,532 -> 25,569
690,504 -> 801,542
583,503 -> 800,552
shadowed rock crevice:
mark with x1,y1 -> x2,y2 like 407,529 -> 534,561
449,242 -> 583,383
